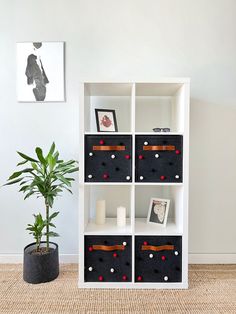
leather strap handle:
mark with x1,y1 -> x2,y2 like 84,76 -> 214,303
143,145 -> 175,151
92,244 -> 125,251
141,245 -> 174,252
93,146 -> 126,151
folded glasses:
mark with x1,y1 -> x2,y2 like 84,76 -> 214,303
153,128 -> 170,132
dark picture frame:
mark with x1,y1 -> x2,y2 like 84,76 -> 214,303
95,109 -> 118,132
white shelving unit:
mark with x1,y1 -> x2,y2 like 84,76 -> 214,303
79,79 -> 190,289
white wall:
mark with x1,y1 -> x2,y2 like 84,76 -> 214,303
1,0 -> 236,262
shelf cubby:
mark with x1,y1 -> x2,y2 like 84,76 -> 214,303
135,83 -> 187,133
83,83 -> 133,133
135,185 -> 183,235
83,185 -> 132,235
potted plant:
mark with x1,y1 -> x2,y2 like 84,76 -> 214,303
4,143 -> 78,284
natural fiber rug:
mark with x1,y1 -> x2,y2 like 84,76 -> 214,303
0,264 -> 235,313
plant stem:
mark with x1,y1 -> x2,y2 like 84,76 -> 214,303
46,202 -> 49,251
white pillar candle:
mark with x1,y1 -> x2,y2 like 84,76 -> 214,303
95,200 -> 106,225
117,206 -> 126,227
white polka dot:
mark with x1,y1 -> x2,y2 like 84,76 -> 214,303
123,242 -> 127,246
88,267 -> 93,272
149,254 -> 154,259
164,276 -> 168,281
88,174 -> 93,179
155,154 -> 159,158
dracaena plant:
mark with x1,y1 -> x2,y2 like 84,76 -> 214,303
26,213 -> 48,252
5,143 -> 78,251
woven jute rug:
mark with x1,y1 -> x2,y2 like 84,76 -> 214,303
0,264 -> 235,313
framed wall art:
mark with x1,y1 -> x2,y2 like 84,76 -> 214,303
17,41 -> 65,102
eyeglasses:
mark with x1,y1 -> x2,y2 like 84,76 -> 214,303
153,128 -> 170,132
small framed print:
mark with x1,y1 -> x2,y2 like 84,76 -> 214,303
147,198 -> 170,227
95,109 -> 118,132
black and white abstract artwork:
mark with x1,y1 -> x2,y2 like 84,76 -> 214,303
147,198 -> 170,227
17,42 -> 64,102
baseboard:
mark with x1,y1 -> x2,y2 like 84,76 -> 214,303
0,254 -> 78,264
1,253 -> 236,264
189,253 -> 236,264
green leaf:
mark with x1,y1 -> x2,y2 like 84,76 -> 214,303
66,167 -> 79,173
17,160 -> 28,166
65,187 -> 73,194
56,174 -> 71,187
4,178 -> 23,186
31,162 -> 38,171
17,151 -> 38,162
48,142 -> 56,156
54,151 -> 59,162
47,195 -> 54,208
20,180 -> 29,186
49,211 -> 59,220
8,171 -> 23,180
26,227 -> 33,231
49,222 -> 56,228
55,160 -> 75,170
24,191 -> 35,200
48,154 -> 56,172
19,185 -> 30,192
45,231 -> 59,237
35,147 -> 46,165
8,168 -> 34,181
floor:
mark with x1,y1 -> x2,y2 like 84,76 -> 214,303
0,264 -> 235,313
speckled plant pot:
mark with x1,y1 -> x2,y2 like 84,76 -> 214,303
23,241 -> 59,284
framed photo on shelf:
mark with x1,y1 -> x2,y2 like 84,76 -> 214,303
147,198 -> 170,227
95,109 -> 118,132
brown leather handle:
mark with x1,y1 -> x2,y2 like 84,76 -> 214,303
143,145 -> 175,151
141,245 -> 174,252
93,146 -> 126,151
92,245 -> 125,251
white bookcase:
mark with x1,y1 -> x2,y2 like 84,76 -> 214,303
79,79 -> 190,289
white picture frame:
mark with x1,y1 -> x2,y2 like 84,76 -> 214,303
146,198 -> 170,227
17,41 -> 65,102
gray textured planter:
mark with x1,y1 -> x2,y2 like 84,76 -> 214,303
23,241 -> 59,284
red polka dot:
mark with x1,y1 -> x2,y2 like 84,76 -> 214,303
137,276 -> 142,281
103,173 -> 109,179
139,155 -> 144,160
160,175 -> 165,180
143,241 -> 148,245
98,275 -> 103,281
175,150 -> 181,155
122,275 -> 127,281
161,256 -> 166,261
113,253 -> 118,258
99,140 -> 105,145
125,155 -> 130,159
88,246 -> 93,252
